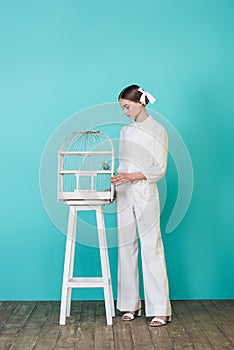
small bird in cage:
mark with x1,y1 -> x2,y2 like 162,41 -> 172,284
102,162 -> 110,170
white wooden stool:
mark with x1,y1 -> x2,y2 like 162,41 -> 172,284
59,202 -> 115,326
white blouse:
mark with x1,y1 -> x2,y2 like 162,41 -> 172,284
117,115 -> 168,183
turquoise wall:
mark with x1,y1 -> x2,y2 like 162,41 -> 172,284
0,0 -> 233,300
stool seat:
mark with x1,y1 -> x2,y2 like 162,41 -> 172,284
59,204 -> 115,326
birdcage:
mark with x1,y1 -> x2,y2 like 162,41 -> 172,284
58,130 -> 115,203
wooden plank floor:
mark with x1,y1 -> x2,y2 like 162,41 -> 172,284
0,300 -> 233,350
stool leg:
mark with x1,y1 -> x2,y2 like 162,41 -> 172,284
59,206 -> 77,325
96,207 -> 114,325
100,209 -> 115,317
66,208 -> 77,317
106,253 -> 115,317
101,226 -> 115,317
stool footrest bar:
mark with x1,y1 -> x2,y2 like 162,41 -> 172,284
68,277 -> 104,288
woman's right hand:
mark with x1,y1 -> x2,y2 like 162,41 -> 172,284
111,172 -> 146,185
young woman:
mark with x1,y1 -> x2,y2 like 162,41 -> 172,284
111,84 -> 172,327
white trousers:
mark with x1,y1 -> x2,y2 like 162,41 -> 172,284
116,182 -> 172,317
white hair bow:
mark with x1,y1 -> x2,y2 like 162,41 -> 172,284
138,88 -> 156,105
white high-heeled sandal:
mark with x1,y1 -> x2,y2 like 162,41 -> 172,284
122,309 -> 141,321
149,315 -> 171,327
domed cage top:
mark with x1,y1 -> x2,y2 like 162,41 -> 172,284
58,130 -> 115,203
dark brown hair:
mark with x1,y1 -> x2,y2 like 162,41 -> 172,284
118,84 -> 149,105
